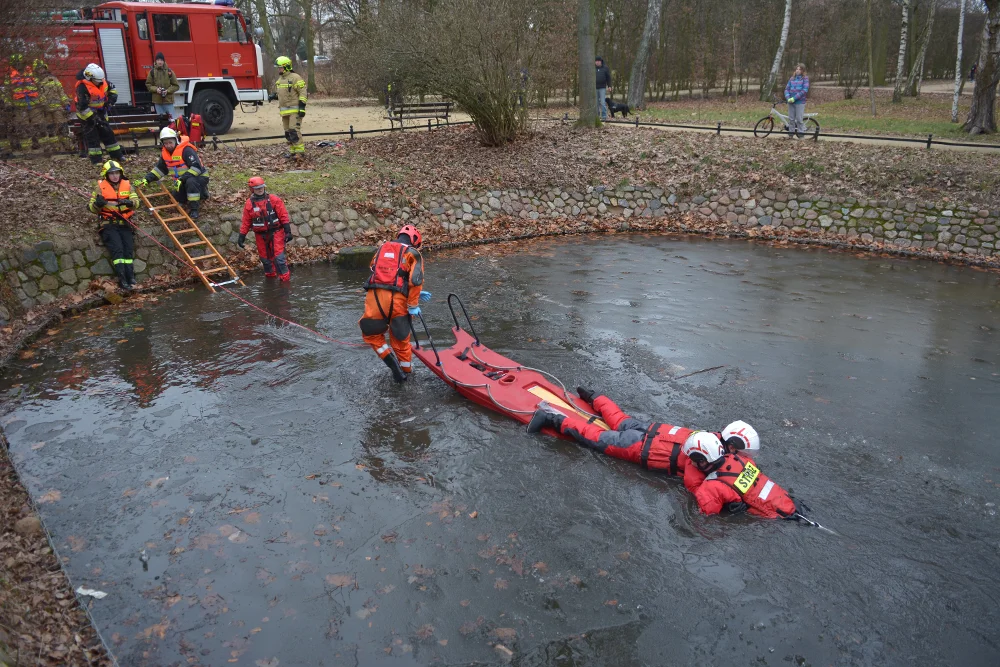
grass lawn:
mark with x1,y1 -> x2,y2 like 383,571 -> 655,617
640,87 -> 987,142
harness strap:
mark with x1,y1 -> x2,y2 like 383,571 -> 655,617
668,442 -> 681,476
640,423 -> 663,469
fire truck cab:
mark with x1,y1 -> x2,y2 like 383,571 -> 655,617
45,1 -> 266,135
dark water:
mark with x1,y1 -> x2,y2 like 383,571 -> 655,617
2,235 -> 999,667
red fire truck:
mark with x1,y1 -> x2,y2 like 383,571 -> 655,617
23,1 -> 267,135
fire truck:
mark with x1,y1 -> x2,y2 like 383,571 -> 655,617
23,1 -> 267,135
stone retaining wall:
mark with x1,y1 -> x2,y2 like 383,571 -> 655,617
3,186 -> 998,323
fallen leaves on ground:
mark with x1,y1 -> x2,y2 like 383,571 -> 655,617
325,573 -> 355,588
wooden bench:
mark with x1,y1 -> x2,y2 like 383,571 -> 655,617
69,112 -> 169,155
385,100 -> 453,130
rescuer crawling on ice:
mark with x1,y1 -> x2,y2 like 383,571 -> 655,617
238,177 -> 292,281
359,226 -> 431,383
88,160 -> 140,291
526,388 -> 762,492
134,127 -> 209,219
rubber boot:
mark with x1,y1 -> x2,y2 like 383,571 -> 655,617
114,264 -> 132,291
125,263 -> 137,288
264,271 -> 277,278
526,401 -> 565,434
187,202 -> 200,220
382,354 -> 407,384
278,271 -> 291,282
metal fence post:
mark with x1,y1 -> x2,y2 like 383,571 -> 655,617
716,122 -> 722,136
349,125 -> 354,140
926,134 -> 933,150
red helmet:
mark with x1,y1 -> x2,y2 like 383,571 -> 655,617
248,176 -> 265,189
398,224 -> 422,247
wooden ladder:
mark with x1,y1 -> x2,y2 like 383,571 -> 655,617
137,185 -> 243,293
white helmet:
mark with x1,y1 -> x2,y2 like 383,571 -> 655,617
83,63 -> 105,82
682,431 -> 725,464
721,420 -> 760,452
159,127 -> 179,142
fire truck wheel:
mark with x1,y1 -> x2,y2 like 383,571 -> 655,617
191,89 -> 234,135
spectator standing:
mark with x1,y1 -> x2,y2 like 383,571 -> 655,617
595,56 -> 611,121
783,63 -> 810,139
146,52 -> 179,119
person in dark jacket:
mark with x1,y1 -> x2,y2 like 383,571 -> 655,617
595,56 -> 611,121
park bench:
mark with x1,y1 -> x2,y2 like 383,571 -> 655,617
385,99 -> 453,130
69,112 -> 169,155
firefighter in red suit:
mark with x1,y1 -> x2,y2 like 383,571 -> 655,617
237,176 -> 292,281
526,388 -> 762,493
682,433 -> 797,519
358,225 -> 430,383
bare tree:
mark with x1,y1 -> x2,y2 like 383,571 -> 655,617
952,0 -> 967,122
577,0 -> 599,127
626,0 -> 663,110
904,0 -> 937,96
868,0 -> 878,116
892,0 -> 912,102
302,0 -> 316,93
760,0 -> 793,101
964,0 -> 1000,134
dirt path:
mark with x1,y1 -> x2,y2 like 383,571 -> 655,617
225,97 -> 472,143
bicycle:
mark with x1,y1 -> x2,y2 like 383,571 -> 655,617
753,102 -> 819,139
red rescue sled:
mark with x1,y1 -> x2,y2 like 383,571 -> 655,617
410,294 -> 609,439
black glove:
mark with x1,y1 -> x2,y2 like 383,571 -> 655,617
268,92 -> 278,102
298,101 -> 306,117
93,194 -> 108,208
283,223 -> 292,241
576,387 -> 596,403
725,502 -> 749,514
119,199 -> 135,210
237,233 -> 246,249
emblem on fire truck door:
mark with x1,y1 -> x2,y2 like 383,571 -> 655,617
231,53 -> 242,66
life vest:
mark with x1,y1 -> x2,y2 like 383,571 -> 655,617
247,195 -> 282,232
162,138 -> 195,179
641,423 -> 694,474
82,79 -> 108,110
364,241 -> 409,293
706,453 -> 795,519
97,179 -> 134,221
10,68 -> 38,104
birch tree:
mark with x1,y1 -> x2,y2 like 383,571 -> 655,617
964,0 -> 1000,134
760,0 -> 793,101
952,0 -> 967,122
892,0 -> 911,103
577,0 -> 599,127
626,0 -> 664,110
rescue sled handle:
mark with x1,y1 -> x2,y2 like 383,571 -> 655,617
409,312 -> 442,367
447,293 -> 481,346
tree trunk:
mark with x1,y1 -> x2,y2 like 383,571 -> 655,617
254,0 -> 276,84
627,0 -> 663,110
760,0 -> 792,101
576,0 -> 599,127
868,0 -> 877,117
892,0 -> 911,103
303,0 -> 317,93
952,0 -> 967,122
964,0 -> 1000,134
905,0 -> 937,97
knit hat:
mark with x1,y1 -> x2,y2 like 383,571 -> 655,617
155,52 -> 165,63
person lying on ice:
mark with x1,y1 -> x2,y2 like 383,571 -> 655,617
681,432 -> 797,519
358,225 -> 431,383
526,388 -> 761,493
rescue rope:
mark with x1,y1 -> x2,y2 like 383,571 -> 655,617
2,163 -> 366,348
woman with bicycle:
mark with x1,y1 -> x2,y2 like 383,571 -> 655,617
784,63 -> 810,139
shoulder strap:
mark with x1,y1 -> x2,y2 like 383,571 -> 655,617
639,423 -> 662,469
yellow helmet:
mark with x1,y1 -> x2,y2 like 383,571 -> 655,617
274,56 -> 293,72
101,160 -> 124,178
32,59 -> 48,72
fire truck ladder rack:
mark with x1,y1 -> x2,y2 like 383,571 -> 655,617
137,185 -> 244,293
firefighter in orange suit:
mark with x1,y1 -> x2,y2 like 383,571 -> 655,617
88,160 -> 140,290
359,225 -> 430,383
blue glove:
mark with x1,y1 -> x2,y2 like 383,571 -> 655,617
419,290 -> 432,303
407,306 -> 421,316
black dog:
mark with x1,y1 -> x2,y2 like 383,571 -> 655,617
606,96 -> 630,118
